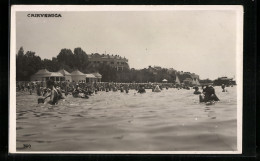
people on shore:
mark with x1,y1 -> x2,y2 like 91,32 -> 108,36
137,86 -> 146,93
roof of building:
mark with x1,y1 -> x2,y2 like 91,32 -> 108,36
70,70 -> 85,75
85,74 -> 96,78
58,69 -> 71,76
49,72 -> 64,77
34,69 -> 51,75
92,72 -> 102,78
162,79 -> 168,82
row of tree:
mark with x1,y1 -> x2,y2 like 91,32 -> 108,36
16,47 -> 92,80
16,46 -> 202,83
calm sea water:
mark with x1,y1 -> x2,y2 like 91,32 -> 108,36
16,86 -> 237,151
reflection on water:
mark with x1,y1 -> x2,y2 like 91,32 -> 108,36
16,87 -> 237,151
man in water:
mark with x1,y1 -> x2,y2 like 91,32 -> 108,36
199,85 -> 219,103
47,80 -> 60,105
221,84 -> 227,92
56,85 -> 65,99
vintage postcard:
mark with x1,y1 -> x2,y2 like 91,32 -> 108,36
9,5 -> 243,154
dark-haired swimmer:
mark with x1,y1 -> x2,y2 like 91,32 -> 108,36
221,84 -> 227,92
45,80 -> 60,105
193,86 -> 201,95
199,85 -> 219,103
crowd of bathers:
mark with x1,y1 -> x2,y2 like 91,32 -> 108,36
16,80 -> 231,105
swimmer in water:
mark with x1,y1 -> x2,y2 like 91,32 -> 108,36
193,86 -> 201,95
44,80 -> 60,105
56,86 -> 65,99
221,84 -> 227,92
199,85 -> 219,103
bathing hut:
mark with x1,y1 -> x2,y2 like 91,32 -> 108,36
30,69 -> 51,81
58,69 -> 72,82
92,72 -> 102,82
70,70 -> 86,83
30,69 -> 65,81
85,74 -> 97,83
49,72 -> 65,81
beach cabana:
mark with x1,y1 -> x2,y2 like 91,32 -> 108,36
70,70 -> 86,83
58,69 -> 72,82
49,72 -> 65,81
85,74 -> 97,83
92,72 -> 102,82
30,69 -> 51,81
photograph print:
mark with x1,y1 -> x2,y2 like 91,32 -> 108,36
9,5 -> 243,154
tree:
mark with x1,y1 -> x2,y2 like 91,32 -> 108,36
16,47 -> 25,80
24,51 -> 42,79
73,47 -> 89,72
16,49 -> 42,80
98,64 -> 117,82
57,48 -> 74,69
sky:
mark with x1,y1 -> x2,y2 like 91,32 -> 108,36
16,9 -> 240,80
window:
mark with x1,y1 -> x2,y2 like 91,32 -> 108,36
111,62 -> 114,64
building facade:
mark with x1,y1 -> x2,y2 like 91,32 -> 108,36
88,53 -> 129,71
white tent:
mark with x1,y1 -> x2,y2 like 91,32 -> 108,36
30,69 -> 65,81
49,72 -> 65,81
70,70 -> 86,83
192,78 -> 200,85
58,69 -> 72,82
92,72 -> 102,82
30,69 -> 51,81
175,75 -> 181,84
86,74 -> 97,83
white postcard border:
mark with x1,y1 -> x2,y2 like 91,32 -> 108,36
9,5 -> 244,154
